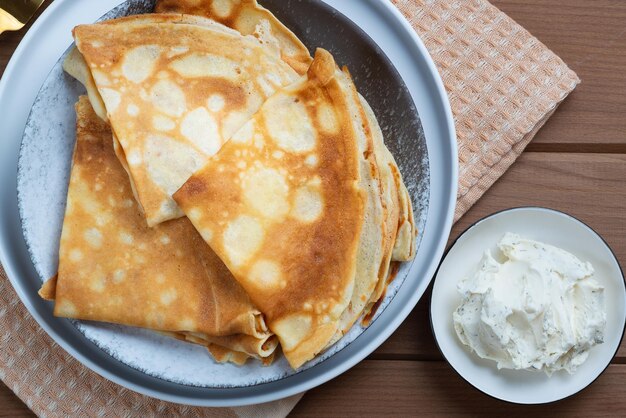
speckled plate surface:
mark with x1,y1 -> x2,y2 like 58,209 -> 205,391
1,0 -> 457,407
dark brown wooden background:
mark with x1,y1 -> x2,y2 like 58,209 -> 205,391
1,0 -> 625,416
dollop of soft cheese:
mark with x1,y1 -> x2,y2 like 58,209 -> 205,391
453,232 -> 606,375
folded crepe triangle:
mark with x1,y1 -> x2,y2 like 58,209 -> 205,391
40,96 -> 277,365
152,0 -> 416,261
175,49 -> 369,368
159,0 -> 417,344
69,13 -> 299,226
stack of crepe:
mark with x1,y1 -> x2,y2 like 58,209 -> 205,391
40,0 -> 416,369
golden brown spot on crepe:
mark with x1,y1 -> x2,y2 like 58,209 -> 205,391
149,79 -> 187,117
222,215 -> 264,267
207,94 -> 225,112
187,78 -> 246,111
304,154 -> 318,167
90,273 -> 106,292
84,227 -> 103,248
241,166 -> 289,220
249,259 -> 282,288
95,215 -> 109,227
316,102 -> 339,134
119,231 -> 133,244
169,53 -> 240,80
160,289 -> 178,305
113,269 -> 126,284
178,178 -> 207,199
291,185 -> 323,223
122,45 -> 161,83
152,114 -> 176,131
127,104 -> 139,116
263,93 -> 316,153
180,107 -> 221,155
211,0 -> 233,17
69,249 -> 83,262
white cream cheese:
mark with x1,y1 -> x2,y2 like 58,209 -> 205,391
453,232 -> 606,375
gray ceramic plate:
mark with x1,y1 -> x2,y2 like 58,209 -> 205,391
1,0 -> 457,406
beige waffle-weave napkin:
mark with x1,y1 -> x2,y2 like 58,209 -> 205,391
0,0 -> 578,416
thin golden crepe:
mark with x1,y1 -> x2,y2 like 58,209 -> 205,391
155,0 -> 312,75
156,0 -> 416,331
174,50 -> 365,368
39,96 -> 277,364
70,14 -> 299,226
155,0 -> 416,255
64,13 -> 255,123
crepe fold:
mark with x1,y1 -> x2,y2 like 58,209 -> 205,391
40,96 -> 277,364
68,13 -> 299,226
175,49 -> 366,368
160,0 -> 417,345
156,0 -> 313,75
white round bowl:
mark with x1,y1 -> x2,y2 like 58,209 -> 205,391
431,207 -> 626,404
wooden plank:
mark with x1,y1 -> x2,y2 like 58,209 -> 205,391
491,0 -> 626,147
375,152 -> 626,359
0,382 -> 34,418
291,360 -> 626,417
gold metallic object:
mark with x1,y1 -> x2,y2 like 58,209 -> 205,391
0,0 -> 45,34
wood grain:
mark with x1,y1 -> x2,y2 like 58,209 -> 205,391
0,381 -> 34,418
1,0 -> 625,416
291,361 -> 626,417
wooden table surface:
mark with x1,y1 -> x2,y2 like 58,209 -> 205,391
1,0 -> 625,416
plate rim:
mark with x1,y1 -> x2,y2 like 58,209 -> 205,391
0,0 -> 458,406
429,206 -> 626,405
14,0 -> 431,390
